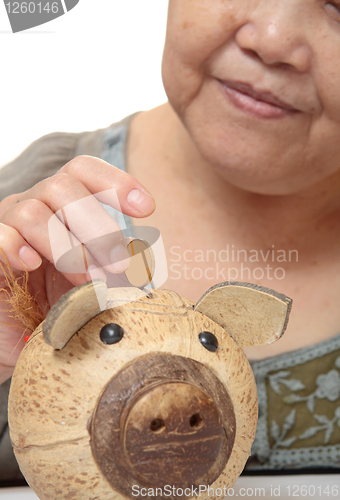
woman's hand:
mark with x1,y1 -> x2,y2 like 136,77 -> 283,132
0,155 -> 155,384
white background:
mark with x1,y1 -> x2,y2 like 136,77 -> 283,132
0,0 -> 168,167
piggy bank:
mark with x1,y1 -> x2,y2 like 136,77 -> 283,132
8,281 -> 292,500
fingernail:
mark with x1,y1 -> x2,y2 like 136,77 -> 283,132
108,244 -> 130,273
18,246 -> 42,270
127,189 -> 155,214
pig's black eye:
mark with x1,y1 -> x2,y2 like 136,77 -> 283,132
100,324 -> 124,344
198,331 -> 218,352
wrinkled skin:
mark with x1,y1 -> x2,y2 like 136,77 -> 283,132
162,0 -> 340,195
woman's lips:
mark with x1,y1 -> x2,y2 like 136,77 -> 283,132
219,80 -> 298,119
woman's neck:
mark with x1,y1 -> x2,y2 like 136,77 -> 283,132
160,102 -> 340,252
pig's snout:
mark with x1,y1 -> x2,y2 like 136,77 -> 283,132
90,353 -> 236,499
123,382 -> 225,485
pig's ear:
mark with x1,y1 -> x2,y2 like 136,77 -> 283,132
43,280 -> 107,350
194,282 -> 292,347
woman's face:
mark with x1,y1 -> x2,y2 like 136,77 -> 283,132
162,0 -> 340,195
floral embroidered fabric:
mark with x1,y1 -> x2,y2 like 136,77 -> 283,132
247,334 -> 340,470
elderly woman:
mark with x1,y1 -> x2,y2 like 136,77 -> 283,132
1,0 -> 340,482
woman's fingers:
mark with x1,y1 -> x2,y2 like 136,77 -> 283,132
0,222 -> 42,273
0,193 -> 21,218
0,155 -> 156,282
17,173 -> 129,273
19,172 -> 130,274
60,155 -> 156,217
15,156 -> 156,274
1,200 -> 105,287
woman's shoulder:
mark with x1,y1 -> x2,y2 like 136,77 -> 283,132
0,112 -> 139,201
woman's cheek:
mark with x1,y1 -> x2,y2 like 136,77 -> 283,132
162,26 -> 205,113
166,0 -> 239,65
162,26 -> 232,114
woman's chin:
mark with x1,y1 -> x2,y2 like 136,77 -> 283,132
208,160 -> 319,196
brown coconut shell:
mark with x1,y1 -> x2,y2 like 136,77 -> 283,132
8,287 -> 258,500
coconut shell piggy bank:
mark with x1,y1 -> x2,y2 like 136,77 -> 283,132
8,281 -> 292,500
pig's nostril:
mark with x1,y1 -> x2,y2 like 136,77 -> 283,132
189,412 -> 204,429
150,418 -> 166,433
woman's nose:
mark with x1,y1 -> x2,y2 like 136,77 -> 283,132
235,2 -> 312,72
